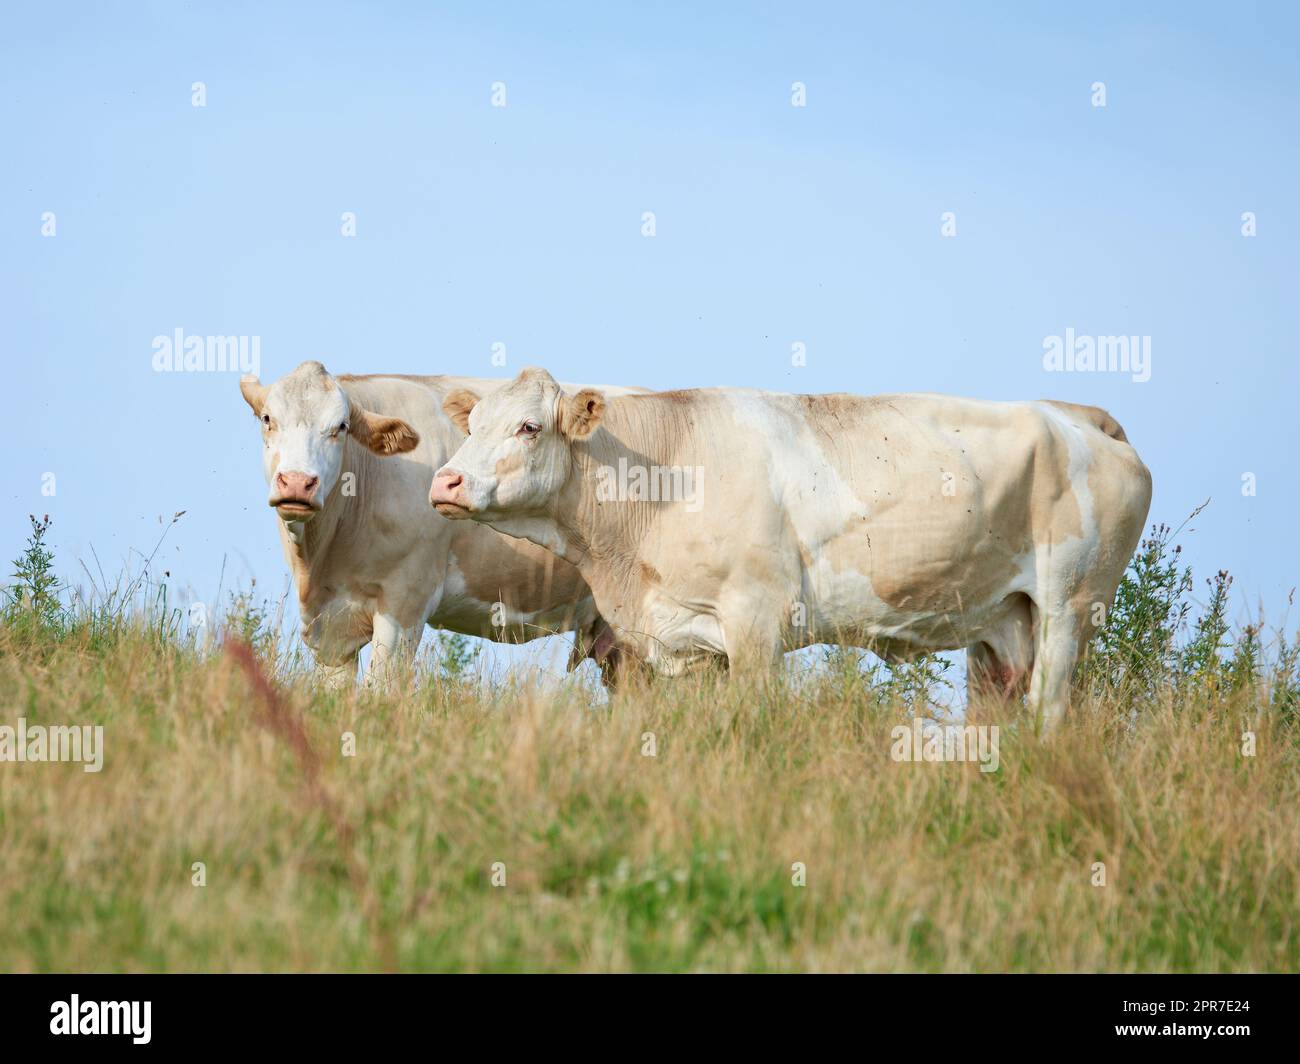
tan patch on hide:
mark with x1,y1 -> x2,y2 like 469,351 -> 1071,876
495,449 -> 525,478
795,392 -> 863,421
458,533 -> 591,616
1044,400 -> 1128,443
806,398 -> 1085,615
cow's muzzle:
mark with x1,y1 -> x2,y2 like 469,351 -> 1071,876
430,469 -> 471,517
270,470 -> 322,517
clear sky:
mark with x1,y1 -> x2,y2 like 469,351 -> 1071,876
4,1 -> 1298,675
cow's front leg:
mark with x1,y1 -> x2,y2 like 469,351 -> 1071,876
302,605 -> 367,691
1026,607 -> 1080,736
721,611 -> 785,678
304,621 -> 362,691
364,612 -> 425,690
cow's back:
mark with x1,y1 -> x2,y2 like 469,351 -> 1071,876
631,389 -> 1149,639
779,391 -> 1148,629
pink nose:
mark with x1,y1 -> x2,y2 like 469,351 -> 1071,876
273,471 -> 319,507
430,469 -> 467,511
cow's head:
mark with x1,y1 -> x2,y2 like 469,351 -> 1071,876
430,366 -> 604,530
240,360 -> 419,521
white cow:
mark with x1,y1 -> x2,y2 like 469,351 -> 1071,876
240,361 -> 633,684
429,367 -> 1152,729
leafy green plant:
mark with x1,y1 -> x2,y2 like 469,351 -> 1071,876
1225,621 -> 1262,697
1085,521 -> 1192,698
818,644 -> 953,711
434,630 -> 480,680
1181,569 -> 1233,686
2,514 -> 65,637
1085,503 -> 1299,717
222,582 -> 279,659
1270,615 -> 1300,718
871,654 -> 955,711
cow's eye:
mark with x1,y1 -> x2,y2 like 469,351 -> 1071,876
337,421 -> 348,435
519,420 -> 541,437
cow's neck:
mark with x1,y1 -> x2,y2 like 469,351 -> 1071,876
276,441 -> 374,615
553,396 -> 689,598
277,505 -> 339,615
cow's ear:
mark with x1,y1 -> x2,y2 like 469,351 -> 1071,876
351,406 -> 420,456
240,375 -> 268,417
443,389 -> 480,434
560,388 -> 606,440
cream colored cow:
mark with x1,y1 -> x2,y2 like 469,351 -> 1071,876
240,361 -> 631,684
429,367 -> 1152,730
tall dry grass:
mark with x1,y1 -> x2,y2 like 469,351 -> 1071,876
1,513 -> 1297,971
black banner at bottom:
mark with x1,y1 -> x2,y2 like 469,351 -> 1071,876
0,973 -> 1290,1051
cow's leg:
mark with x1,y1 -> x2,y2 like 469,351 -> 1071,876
721,614 -> 784,677
304,618 -> 363,690
1025,605 -> 1081,735
365,612 -> 425,689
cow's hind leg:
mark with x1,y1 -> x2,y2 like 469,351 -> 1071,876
1025,603 -> 1081,736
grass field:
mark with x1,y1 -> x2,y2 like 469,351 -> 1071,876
1,516 -> 1298,972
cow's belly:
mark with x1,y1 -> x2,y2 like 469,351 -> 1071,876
797,525 -> 1035,658
435,560 -> 599,642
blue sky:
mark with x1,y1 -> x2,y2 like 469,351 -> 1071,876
3,1 -> 1298,673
